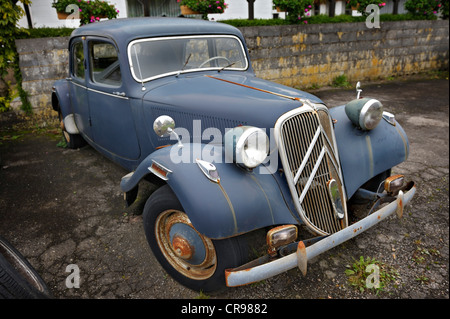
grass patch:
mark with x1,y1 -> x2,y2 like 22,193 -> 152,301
345,256 -> 399,294
332,74 -> 351,88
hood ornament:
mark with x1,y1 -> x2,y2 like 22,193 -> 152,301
356,81 -> 362,99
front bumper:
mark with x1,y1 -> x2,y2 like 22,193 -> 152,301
225,181 -> 416,287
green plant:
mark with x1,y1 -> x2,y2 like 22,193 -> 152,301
177,0 -> 228,20
412,241 -> 441,264
56,135 -> 68,148
51,0 -> 74,11
51,0 -> 119,25
195,290 -> 210,299
345,256 -> 399,294
332,74 -> 351,88
16,27 -> 75,39
404,0 -> 447,19
346,0 -> 387,16
272,0 -> 315,23
0,0 -> 32,114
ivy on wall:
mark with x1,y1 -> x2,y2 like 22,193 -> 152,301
0,0 -> 32,113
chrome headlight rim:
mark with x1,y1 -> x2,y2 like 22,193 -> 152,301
225,126 -> 269,169
359,98 -> 384,130
345,97 -> 384,131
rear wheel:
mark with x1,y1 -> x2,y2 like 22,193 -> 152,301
58,110 -> 86,149
143,185 -> 249,292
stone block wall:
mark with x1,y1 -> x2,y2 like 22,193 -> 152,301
15,37 -> 70,112
15,20 -> 449,112
241,20 -> 449,88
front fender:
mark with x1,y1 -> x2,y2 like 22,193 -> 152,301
330,105 -> 409,198
121,143 -> 298,239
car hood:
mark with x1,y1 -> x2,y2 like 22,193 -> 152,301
142,73 -> 324,132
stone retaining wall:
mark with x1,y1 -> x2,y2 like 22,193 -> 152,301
242,20 -> 449,88
15,37 -> 70,112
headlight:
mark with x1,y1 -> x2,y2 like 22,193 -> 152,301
224,126 -> 269,169
345,98 -> 384,130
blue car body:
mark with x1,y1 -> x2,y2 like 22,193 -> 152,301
52,17 -> 414,289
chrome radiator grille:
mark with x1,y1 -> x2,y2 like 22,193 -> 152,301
276,106 -> 347,235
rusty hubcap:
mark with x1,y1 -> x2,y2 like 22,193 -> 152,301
172,235 -> 193,260
155,210 -> 217,280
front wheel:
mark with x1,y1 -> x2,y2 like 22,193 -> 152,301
143,185 -> 249,292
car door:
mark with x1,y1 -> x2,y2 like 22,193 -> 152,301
86,37 -> 140,160
69,38 -> 93,140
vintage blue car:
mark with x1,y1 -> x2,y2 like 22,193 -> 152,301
52,17 -> 416,291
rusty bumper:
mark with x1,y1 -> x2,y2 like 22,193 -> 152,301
225,182 -> 416,287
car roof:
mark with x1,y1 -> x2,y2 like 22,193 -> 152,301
70,17 -> 244,44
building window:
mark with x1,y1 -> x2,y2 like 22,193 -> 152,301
127,0 -> 181,17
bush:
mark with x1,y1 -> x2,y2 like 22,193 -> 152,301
346,0 -> 387,17
220,13 -> 433,28
272,0 -> 315,23
404,0 -> 447,19
0,0 -> 31,113
16,27 -> 75,39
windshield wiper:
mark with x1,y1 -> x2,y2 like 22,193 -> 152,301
218,61 -> 237,72
176,53 -> 192,77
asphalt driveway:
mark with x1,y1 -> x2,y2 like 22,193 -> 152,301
0,78 -> 448,301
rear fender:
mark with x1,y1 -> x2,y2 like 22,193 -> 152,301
120,143 -> 298,239
52,79 -> 79,134
330,105 -> 409,199
52,79 -> 70,115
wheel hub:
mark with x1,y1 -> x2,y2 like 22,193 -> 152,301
155,210 -> 217,280
171,235 -> 194,260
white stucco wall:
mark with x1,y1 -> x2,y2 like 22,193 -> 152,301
208,0 -> 276,21
17,0 -> 127,28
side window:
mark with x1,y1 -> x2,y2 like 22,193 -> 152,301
72,41 -> 85,80
89,41 -> 122,86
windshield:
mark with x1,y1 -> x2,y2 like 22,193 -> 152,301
128,35 -> 248,82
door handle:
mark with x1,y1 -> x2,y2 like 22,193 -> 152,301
112,91 -> 126,97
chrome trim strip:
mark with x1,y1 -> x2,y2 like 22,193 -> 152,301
70,81 -> 128,99
293,126 -> 321,185
87,87 -> 128,100
298,146 -> 326,205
